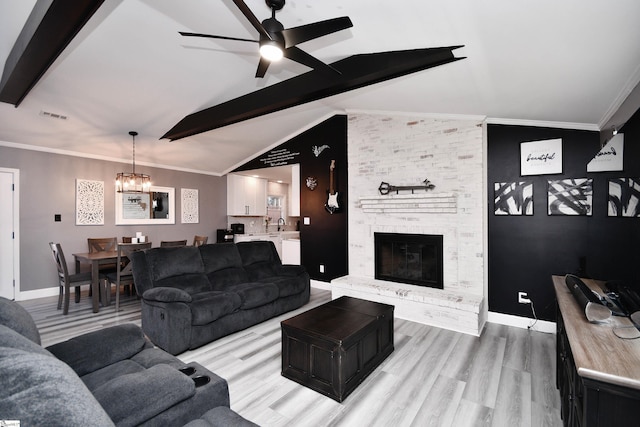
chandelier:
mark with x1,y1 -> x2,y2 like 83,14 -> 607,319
115,131 -> 151,193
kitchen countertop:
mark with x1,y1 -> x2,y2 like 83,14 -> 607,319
239,231 -> 300,239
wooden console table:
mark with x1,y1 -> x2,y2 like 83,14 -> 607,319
553,275 -> 640,427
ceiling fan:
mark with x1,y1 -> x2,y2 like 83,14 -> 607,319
179,0 -> 353,78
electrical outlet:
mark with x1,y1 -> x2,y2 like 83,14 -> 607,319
319,264 -> 325,273
518,292 -> 531,304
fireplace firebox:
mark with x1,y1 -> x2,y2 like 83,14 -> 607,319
374,233 -> 443,289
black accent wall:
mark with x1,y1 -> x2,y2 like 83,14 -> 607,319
234,115 -> 348,282
488,122 -> 640,321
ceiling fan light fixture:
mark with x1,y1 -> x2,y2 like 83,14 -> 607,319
259,41 -> 283,61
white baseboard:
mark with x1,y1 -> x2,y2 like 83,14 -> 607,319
15,287 -> 59,301
488,311 -> 556,334
310,279 -> 331,291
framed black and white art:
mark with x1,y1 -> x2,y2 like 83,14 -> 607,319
608,178 -> 640,217
494,181 -> 533,215
548,178 -> 593,216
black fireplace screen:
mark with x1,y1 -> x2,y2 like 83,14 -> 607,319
374,233 -> 443,289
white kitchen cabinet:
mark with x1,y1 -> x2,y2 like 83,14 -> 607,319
227,174 -> 267,216
282,239 -> 300,265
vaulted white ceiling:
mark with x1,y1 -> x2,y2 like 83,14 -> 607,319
1,0 -> 639,176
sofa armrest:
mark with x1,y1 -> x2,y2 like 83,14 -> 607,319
143,287 -> 193,303
277,265 -> 308,277
93,364 -> 195,426
46,324 -> 147,376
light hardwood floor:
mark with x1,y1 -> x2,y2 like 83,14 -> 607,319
20,287 -> 563,427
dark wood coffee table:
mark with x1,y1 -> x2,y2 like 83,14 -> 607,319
281,296 -> 394,402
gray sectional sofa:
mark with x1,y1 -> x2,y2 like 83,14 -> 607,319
131,241 -> 310,355
0,296 -> 257,427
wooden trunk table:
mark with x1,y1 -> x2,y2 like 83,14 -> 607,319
281,296 -> 394,402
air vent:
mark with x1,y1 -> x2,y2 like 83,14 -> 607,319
39,110 -> 68,120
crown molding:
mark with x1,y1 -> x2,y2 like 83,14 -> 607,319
485,117 -> 599,131
0,140 -> 223,176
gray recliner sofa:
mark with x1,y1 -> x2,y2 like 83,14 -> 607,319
131,241 -> 310,355
0,297 -> 257,427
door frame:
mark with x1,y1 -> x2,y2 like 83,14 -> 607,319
0,167 -> 19,300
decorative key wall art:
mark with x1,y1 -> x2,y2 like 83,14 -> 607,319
494,181 -> 533,215
76,179 -> 104,225
548,178 -> 593,216
608,178 -> 640,217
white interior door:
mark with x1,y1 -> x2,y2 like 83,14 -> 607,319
0,169 -> 17,299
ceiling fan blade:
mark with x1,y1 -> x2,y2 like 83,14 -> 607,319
281,16 -> 353,48
179,32 -> 258,43
232,0 -> 272,41
284,46 -> 341,75
255,57 -> 270,78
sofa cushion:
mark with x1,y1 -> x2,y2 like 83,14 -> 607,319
190,291 -> 242,326
0,296 -> 41,344
207,267 -> 250,289
155,273 -> 212,295
46,323 -> 147,376
80,359 -> 145,392
143,286 -> 193,303
93,364 -> 195,427
131,347 -> 187,369
237,241 -> 280,280
0,324 -> 51,356
260,275 -> 308,298
0,346 -> 115,427
200,243 -> 243,272
224,282 -> 279,309
146,246 -> 205,281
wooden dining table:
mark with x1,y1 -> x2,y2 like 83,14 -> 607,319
72,250 -> 118,313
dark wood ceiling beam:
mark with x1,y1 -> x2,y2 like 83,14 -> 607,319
0,0 -> 106,106
162,46 -> 465,141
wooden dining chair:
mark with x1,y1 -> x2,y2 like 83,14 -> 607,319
192,235 -> 208,247
105,242 -> 152,311
88,237 -> 117,253
87,237 -> 118,273
160,240 -> 188,247
49,242 -> 101,315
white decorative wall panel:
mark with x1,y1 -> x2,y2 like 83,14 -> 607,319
181,188 -> 199,223
76,179 -> 104,225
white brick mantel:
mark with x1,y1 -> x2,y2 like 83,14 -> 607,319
340,113 -> 487,336
332,276 -> 484,336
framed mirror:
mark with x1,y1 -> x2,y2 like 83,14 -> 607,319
115,186 -> 175,225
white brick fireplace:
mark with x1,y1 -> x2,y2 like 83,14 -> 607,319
331,113 -> 487,335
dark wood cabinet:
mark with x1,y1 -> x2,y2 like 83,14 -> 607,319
554,276 -> 640,427
281,296 -> 394,402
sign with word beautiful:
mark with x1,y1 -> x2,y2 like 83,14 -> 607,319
520,138 -> 562,176
587,133 -> 624,172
